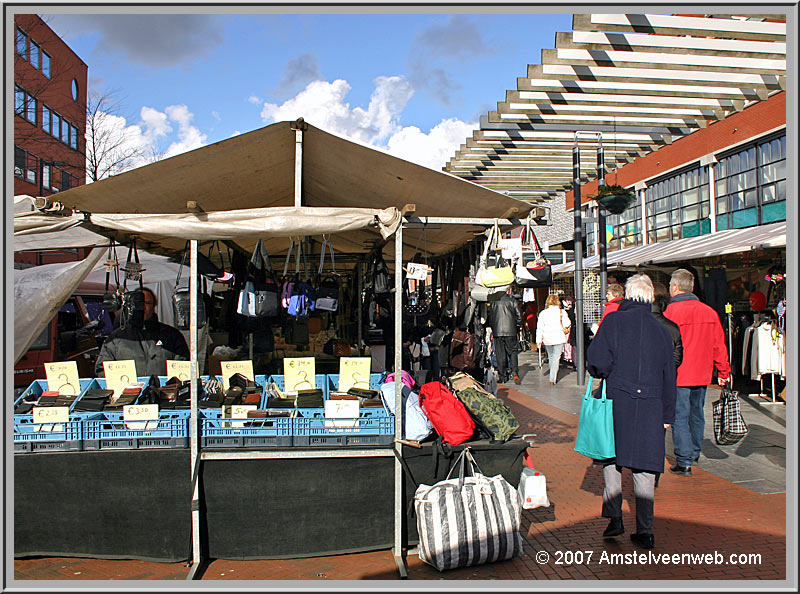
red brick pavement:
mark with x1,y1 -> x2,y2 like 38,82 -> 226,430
13,385 -> 787,583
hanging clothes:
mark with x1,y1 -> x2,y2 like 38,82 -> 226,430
750,321 -> 784,380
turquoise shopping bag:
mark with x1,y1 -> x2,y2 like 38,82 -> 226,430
574,377 -> 616,460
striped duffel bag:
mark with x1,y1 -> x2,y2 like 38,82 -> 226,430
414,447 -> 522,571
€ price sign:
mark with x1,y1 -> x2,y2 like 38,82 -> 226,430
32,406 -> 69,431
283,357 -> 316,392
45,361 -> 80,396
103,360 -> 138,396
123,404 -> 159,431
166,360 -> 191,381
220,360 -> 254,389
323,399 -> 360,429
338,357 -> 371,393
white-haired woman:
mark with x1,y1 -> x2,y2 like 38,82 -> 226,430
535,293 -> 571,385
586,274 -> 677,550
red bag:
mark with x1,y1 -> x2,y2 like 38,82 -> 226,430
418,381 -> 476,445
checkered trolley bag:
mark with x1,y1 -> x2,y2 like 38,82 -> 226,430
414,447 -> 522,571
712,386 -> 749,445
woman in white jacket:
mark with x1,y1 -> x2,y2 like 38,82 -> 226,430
535,294 -> 572,385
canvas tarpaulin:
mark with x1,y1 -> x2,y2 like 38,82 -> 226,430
13,248 -> 106,363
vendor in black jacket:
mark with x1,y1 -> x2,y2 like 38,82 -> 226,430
487,287 -> 523,385
95,288 -> 189,377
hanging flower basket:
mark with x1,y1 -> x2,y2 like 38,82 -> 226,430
589,184 -> 635,215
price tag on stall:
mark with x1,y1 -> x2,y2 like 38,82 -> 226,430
166,360 -> 191,381
45,361 -> 80,396
283,357 -> 316,393
324,399 -> 360,429
338,357 -> 372,393
405,262 -> 431,281
32,406 -> 69,432
225,404 -> 257,429
220,360 -> 254,389
123,404 -> 159,431
103,360 -> 138,397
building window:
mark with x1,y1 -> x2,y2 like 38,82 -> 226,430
15,86 -> 25,116
61,169 -> 73,192
16,28 -> 28,58
646,166 -> 710,244
14,146 -> 26,179
30,40 -> 40,69
72,79 -> 78,101
26,95 -> 37,125
42,104 -> 51,134
715,133 -> 786,230
584,205 -> 596,257
41,50 -> 51,78
606,194 -> 643,252
42,164 -> 51,190
70,125 -> 79,150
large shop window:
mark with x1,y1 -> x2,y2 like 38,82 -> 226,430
646,166 -> 710,244
715,133 -> 786,230
605,195 -> 643,252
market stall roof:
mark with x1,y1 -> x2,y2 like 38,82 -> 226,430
46,120 -> 535,262
552,221 -> 786,273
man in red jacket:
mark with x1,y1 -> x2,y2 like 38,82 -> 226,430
664,269 -> 731,476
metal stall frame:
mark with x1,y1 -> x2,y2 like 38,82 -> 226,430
184,214 -> 536,579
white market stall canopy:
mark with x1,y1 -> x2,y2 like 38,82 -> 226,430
34,120 -> 535,262
445,13 -> 787,203
552,221 -> 786,273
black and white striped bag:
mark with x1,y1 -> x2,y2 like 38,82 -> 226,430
712,386 -> 748,445
414,447 -> 522,571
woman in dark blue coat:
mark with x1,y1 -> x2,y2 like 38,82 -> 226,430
586,274 -> 677,551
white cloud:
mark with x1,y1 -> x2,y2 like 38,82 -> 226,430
162,105 -> 207,158
386,118 -> 476,171
140,106 -> 171,138
248,95 -> 262,105
259,76 -> 471,170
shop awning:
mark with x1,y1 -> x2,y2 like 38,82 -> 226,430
552,221 -> 786,273
36,121 -> 534,262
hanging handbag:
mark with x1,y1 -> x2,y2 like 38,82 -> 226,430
414,447 -> 522,571
515,216 -> 552,288
474,220 -> 515,288
315,236 -> 339,312
469,279 -> 505,302
173,241 -> 208,329
574,377 -> 616,460
712,385 -> 748,445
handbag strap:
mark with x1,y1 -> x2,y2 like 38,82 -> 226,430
523,217 -> 544,261
175,240 -> 189,291
318,235 -> 337,275
122,238 -> 144,291
584,377 -> 607,402
104,239 -> 120,292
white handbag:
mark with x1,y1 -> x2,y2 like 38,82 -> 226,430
518,466 -> 550,509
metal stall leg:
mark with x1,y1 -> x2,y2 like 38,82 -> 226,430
393,222 -> 408,578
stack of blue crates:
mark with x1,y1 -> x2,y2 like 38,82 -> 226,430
13,379 -> 98,453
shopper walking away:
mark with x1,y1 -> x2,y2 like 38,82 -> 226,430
587,274 -> 676,550
535,294 -> 571,385
664,268 -> 730,477
487,287 -> 523,385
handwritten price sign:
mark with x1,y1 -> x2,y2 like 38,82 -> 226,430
220,360 -> 254,389
123,404 -> 159,431
45,361 -> 80,395
324,399 -> 359,430
225,404 -> 257,428
284,357 -> 316,392
103,360 -> 137,396
166,360 -> 191,381
338,357 -> 371,393
32,406 -> 69,432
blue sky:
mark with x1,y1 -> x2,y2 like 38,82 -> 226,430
43,11 -> 572,172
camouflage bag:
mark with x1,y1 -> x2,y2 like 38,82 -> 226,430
453,386 -> 520,443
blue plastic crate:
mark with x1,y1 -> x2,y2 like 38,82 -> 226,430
293,408 -> 394,447
15,378 -> 99,413
199,410 -> 292,448
81,410 -> 190,450
13,413 -> 89,453
326,373 -> 385,396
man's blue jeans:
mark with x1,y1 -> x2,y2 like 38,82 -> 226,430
673,386 -> 707,467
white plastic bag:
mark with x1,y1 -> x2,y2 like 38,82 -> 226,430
518,466 -> 550,509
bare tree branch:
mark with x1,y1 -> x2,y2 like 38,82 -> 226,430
85,90 -> 144,181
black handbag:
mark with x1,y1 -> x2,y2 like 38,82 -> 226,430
237,239 -> 280,318
515,218 -> 552,289
173,241 -> 207,330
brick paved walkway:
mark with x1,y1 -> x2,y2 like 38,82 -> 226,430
13,383 -> 788,584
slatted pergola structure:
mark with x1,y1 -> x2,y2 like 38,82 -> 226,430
444,13 -> 788,204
